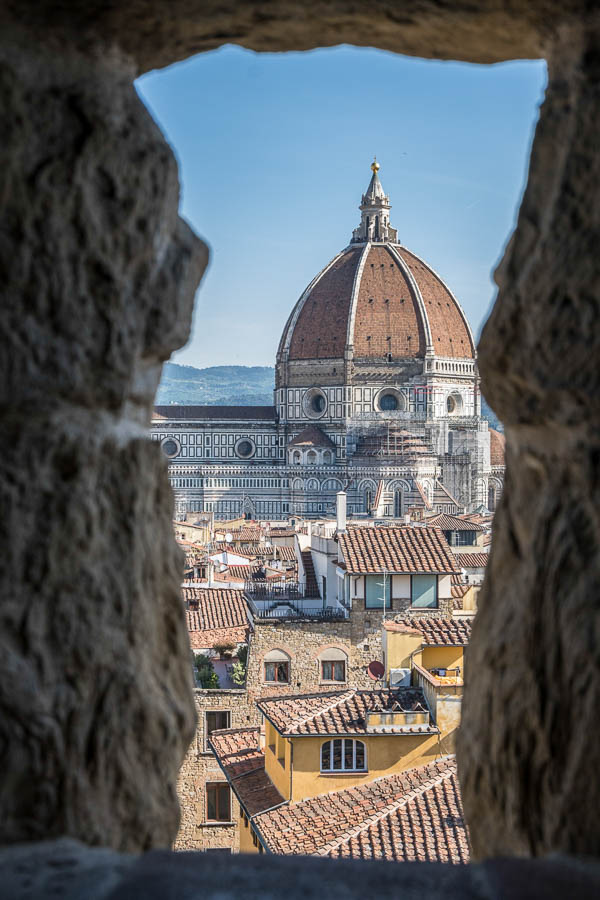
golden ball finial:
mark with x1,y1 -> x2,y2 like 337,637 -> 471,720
371,158 -> 380,173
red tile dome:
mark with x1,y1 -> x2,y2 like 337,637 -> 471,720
489,428 -> 506,466
279,242 -> 475,362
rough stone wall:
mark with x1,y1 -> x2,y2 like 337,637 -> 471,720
458,25 -> 600,859
175,691 -> 246,851
2,0 -> 599,872
0,26 -> 206,851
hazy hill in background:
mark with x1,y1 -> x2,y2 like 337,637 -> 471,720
157,362 -> 503,431
156,363 -> 275,407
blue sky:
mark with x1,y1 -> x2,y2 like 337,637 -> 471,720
137,45 -> 546,369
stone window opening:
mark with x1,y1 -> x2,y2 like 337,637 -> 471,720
206,783 -> 231,823
318,647 -> 348,684
5,0 -> 597,880
204,710 -> 231,752
263,649 -> 291,684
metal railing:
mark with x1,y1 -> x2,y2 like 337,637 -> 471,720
244,581 -> 312,599
245,592 -> 349,622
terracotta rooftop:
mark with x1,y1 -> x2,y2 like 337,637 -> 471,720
183,588 -> 250,650
490,428 -> 506,466
279,242 -> 474,362
269,527 -> 296,538
457,553 -> 489,568
258,688 -> 435,737
275,545 -> 296,562
255,756 -> 468,863
288,425 -> 335,449
451,573 -> 470,599
209,728 -> 285,817
428,513 -> 484,532
338,526 -> 459,575
396,616 -> 472,646
226,565 -> 262,582
229,526 -> 263,541
153,405 -> 276,420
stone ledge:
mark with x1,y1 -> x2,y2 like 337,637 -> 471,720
0,838 -> 599,900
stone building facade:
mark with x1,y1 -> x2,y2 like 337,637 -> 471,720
177,606 -> 399,851
175,689 -> 246,852
152,162 -> 504,521
177,586 -> 461,852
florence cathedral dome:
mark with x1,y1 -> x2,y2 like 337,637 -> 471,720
278,161 -> 475,371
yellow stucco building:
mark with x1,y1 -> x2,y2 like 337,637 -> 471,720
210,612 -> 472,855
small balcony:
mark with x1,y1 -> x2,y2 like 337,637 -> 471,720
245,584 -> 349,621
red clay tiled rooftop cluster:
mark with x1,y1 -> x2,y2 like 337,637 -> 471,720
257,688 -> 435,736
428,513 -> 484,532
392,616 -> 472,646
457,553 -> 489,568
183,588 -> 250,650
338,526 -> 459,574
209,727 -> 285,817
255,756 -> 468,863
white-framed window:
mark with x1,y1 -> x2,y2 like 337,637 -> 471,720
321,738 -> 366,772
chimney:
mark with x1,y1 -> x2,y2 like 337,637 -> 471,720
336,491 -> 347,533
404,514 -> 411,526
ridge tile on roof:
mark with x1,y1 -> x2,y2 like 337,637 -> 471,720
257,688 -> 436,737
338,525 -> 459,575
395,616 -> 472,646
255,756 -> 469,863
209,727 -> 285,816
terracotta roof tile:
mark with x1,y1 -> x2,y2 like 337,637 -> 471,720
396,248 -> 475,359
288,426 -> 335,449
275,546 -> 296,561
451,573 -> 470,599
489,428 -> 506,466
209,728 -> 285,816
395,616 -> 472,646
183,588 -> 250,649
456,553 -> 489,568
338,526 -> 458,574
258,688 -> 435,737
353,245 -> 427,359
428,513 -> 484,532
255,756 -> 469,863
288,248 -> 363,359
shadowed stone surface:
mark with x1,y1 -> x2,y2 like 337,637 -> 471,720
0,1 -> 590,72
458,24 -> 600,859
0,0 -> 599,877
0,840 -> 599,900
0,34 -> 207,850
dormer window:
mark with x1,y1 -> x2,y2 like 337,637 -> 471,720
321,739 -> 366,773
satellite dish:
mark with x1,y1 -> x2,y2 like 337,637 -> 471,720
225,533 -> 233,543
219,564 -> 227,573
367,660 -> 385,681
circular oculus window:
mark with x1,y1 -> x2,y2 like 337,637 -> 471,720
235,438 -> 256,459
303,388 -> 328,419
376,389 -> 404,412
446,393 -> 463,415
161,437 -> 180,459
